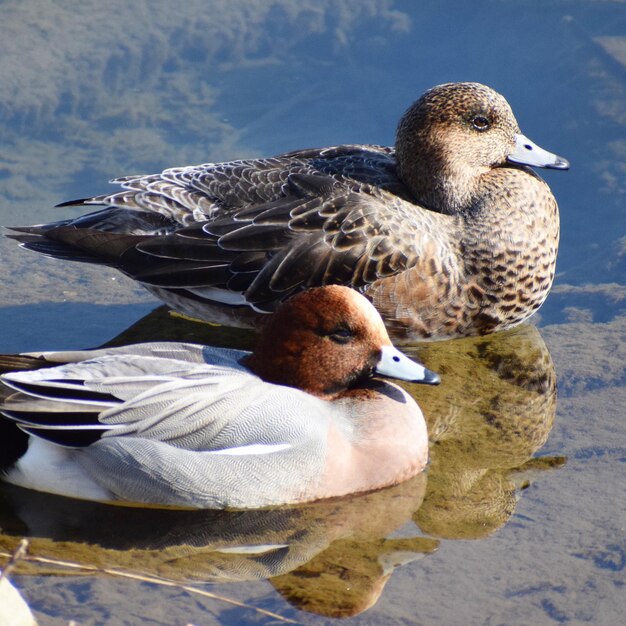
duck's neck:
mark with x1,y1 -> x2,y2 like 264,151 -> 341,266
397,152 -> 486,216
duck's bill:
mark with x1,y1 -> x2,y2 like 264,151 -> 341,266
375,345 -> 440,385
507,134 -> 570,170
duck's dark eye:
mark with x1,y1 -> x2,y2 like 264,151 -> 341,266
328,328 -> 354,344
472,115 -> 491,131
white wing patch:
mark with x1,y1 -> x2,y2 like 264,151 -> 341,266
206,443 -> 292,456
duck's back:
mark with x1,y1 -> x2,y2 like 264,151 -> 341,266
65,144 -> 406,233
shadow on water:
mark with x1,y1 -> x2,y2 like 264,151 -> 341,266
0,302 -> 156,353
0,309 -> 564,619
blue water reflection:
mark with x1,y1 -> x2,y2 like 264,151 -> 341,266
0,1 -> 624,624
0,303 -> 155,352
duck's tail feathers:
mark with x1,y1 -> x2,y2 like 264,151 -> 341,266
0,390 -> 116,448
6,207 -> 175,266
8,230 -> 110,264
0,361 -> 121,450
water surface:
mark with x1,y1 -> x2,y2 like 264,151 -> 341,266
0,1 -> 624,624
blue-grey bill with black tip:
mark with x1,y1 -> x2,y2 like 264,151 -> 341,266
507,133 -> 570,170
375,345 -> 440,385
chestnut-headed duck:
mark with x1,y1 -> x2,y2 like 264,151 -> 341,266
10,82 -> 568,340
0,286 -> 439,508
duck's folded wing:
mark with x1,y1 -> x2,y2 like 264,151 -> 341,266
0,352 -> 251,445
1,355 -> 328,450
7,146 -> 418,301
25,341 -> 250,369
84,379 -> 332,508
130,174 -> 451,311
98,374 -> 327,451
99,144 -> 399,220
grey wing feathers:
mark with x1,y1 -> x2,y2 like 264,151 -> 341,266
1,345 -> 329,455
84,380 -> 331,508
0,345 -> 253,446
28,341 -> 250,368
99,376 -> 327,451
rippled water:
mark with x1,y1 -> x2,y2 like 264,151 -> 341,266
0,1 -> 624,625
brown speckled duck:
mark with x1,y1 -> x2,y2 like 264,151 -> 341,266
10,82 -> 569,340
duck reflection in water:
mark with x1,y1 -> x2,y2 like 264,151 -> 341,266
0,309 -> 564,619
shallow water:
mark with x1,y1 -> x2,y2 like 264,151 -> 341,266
0,1 -> 624,624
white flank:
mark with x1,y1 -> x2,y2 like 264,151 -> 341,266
5,437 -> 111,501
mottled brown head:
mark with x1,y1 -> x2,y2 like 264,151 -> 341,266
395,82 -> 521,213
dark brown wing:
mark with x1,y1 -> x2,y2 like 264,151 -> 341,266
130,173 -> 448,311
8,145 -> 439,311
8,144 -> 406,265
